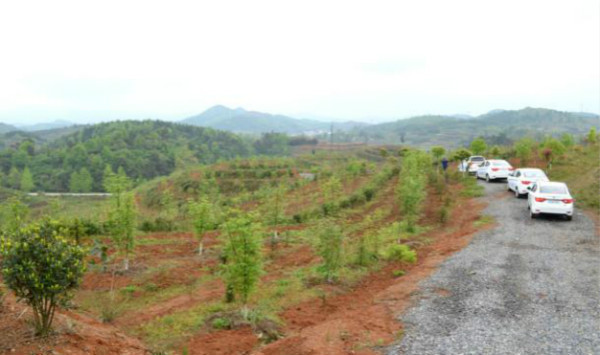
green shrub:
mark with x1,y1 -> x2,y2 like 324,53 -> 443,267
0,220 -> 86,336
120,285 -> 137,295
292,214 -> 303,224
439,206 -> 449,224
385,244 -> 417,264
140,217 -> 175,232
363,187 -> 375,201
212,317 -> 231,330
392,270 -> 406,277
143,283 -> 159,292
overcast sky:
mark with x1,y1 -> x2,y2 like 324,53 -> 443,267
0,0 -> 598,125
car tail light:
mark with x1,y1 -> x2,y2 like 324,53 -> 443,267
562,199 -> 574,204
491,168 -> 499,171
508,167 -> 514,171
521,180 -> 531,185
535,197 -> 546,202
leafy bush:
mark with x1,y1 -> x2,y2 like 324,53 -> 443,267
363,187 -> 375,201
212,317 -> 231,330
0,220 -> 86,335
385,244 -> 417,263
392,269 -> 406,277
140,217 -> 175,232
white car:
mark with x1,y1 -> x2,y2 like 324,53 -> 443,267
476,159 -> 514,182
527,181 -> 574,220
507,168 -> 549,198
459,156 -> 486,174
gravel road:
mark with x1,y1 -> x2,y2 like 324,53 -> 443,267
387,180 -> 600,355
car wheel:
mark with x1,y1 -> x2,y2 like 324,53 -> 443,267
565,215 -> 572,221
486,174 -> 491,183
515,189 -> 520,198
530,210 -> 537,219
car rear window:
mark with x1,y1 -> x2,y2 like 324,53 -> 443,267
471,157 -> 484,161
540,185 -> 567,194
492,161 -> 509,166
524,171 -> 545,178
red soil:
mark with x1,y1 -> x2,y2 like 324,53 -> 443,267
188,327 -> 259,355
0,295 -> 146,355
255,196 -> 489,355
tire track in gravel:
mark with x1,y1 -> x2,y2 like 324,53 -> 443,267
387,180 -> 600,355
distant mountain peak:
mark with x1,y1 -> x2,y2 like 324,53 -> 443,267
181,105 -> 367,134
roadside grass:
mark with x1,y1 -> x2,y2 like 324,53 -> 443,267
474,215 -> 495,228
460,176 -> 485,198
547,145 -> 599,214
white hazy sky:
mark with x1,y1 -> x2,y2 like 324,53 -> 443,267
0,0 -> 598,125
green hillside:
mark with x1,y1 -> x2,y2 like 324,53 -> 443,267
351,108 -> 599,148
0,120 -> 252,192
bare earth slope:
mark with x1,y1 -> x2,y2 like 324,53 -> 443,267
388,180 -> 600,355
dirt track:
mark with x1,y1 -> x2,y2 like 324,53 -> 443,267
388,180 -> 600,355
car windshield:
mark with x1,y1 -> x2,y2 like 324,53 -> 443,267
523,171 -> 545,178
540,185 -> 567,194
492,161 -> 509,166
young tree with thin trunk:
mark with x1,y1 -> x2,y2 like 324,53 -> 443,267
188,197 -> 213,255
104,167 -> 136,271
316,221 -> 343,283
397,151 -> 430,233
221,214 -> 263,314
430,146 -> 445,172
470,137 -> 487,156
109,192 -> 136,271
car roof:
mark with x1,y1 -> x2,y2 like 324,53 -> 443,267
487,159 -> 508,163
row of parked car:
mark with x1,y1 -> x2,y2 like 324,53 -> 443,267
460,156 -> 574,221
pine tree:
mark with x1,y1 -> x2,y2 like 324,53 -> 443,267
221,215 -> 263,310
316,221 -> 343,283
69,170 -> 81,192
7,166 -> 20,189
78,168 -> 93,192
20,167 -> 34,192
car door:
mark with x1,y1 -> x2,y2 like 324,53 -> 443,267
481,161 -> 490,178
528,183 -> 537,206
508,170 -> 519,190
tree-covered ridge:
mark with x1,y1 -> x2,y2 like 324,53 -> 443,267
0,120 -> 252,192
350,108 -> 600,147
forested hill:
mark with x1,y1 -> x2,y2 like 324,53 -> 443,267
182,105 -> 367,134
0,120 -> 252,192
352,108 -> 599,147
0,122 -> 17,134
